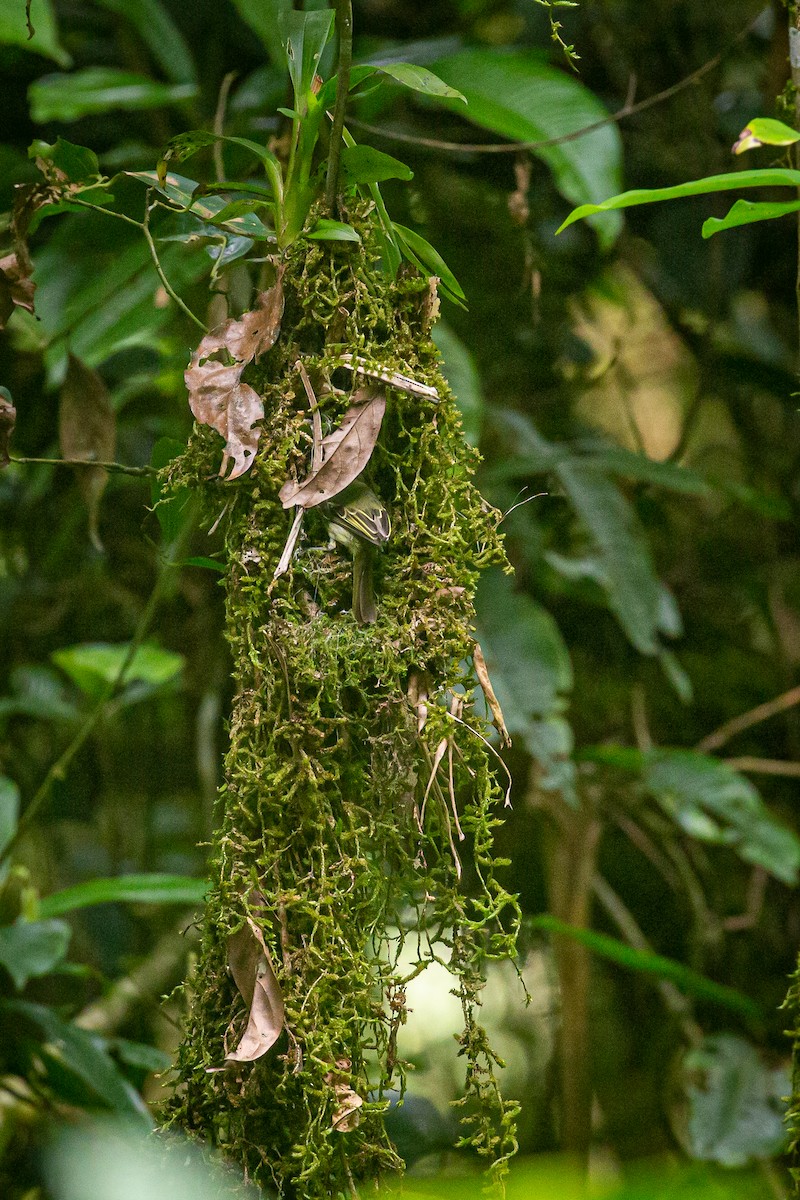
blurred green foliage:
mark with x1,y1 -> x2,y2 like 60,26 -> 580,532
1,0 -> 799,1195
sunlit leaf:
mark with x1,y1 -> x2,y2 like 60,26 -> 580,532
557,168 -> 800,234
128,170 -> 272,240
306,218 -> 361,242
373,62 -> 466,103
702,198 -> 800,239
0,0 -> 71,66
732,117 -> 800,154
278,8 -> 335,107
52,641 -> 184,700
341,145 -> 413,185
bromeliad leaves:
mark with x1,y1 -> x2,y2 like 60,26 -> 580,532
226,916 -> 285,1063
279,386 -> 386,509
185,267 -> 285,480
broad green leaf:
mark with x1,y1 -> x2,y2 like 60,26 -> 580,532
579,444 -> 713,497
733,117 -> 800,154
38,873 -> 207,918
210,197 -> 274,225
278,8 -> 335,107
530,916 -> 761,1021
127,171 -> 272,240
557,168 -> 800,234
373,62 -> 466,104
108,1037 -> 172,1074
231,0 -> 293,67
4,999 -> 151,1122
150,436 -> 190,546
392,222 -> 465,302
158,131 -> 281,190
432,49 -> 623,249
92,0 -> 197,85
306,218 -> 361,242
702,198 -> 800,239
29,69 -> 197,123
341,144 -> 413,185
643,749 -> 800,884
0,919 -> 71,989
52,641 -> 184,700
682,1034 -> 788,1165
29,137 -> 99,181
183,556 -> 226,573
0,777 -> 19,873
476,569 -> 575,799
0,0 -> 70,66
432,322 -> 483,446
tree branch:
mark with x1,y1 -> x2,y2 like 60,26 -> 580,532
11,455 -> 155,477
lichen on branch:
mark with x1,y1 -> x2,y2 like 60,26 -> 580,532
164,210 -> 520,1197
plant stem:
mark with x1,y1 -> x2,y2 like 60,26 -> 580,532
143,189 -> 207,333
11,455 -> 154,477
324,0 -> 353,216
1,521 -> 193,867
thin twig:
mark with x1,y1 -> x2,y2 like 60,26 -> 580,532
1,519 -> 194,866
143,189 -> 207,333
11,454 -> 154,477
348,11 -> 763,157
325,0 -> 354,214
697,684 -> 800,752
724,756 -> 800,778
213,71 -> 238,182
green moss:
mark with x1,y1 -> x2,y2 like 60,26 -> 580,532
164,215 -> 520,1197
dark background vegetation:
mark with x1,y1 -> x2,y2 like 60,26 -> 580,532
1,0 -> 800,1195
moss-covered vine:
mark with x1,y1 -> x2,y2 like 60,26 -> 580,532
164,211 -> 520,1197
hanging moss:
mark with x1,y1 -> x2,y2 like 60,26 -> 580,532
164,211 -> 520,1198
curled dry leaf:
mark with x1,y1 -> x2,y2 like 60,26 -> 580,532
186,270 -> 285,481
59,354 -> 116,551
279,387 -> 386,510
0,252 -> 35,330
407,668 -> 431,734
0,388 -> 16,469
226,916 -> 285,1063
324,1059 -> 364,1133
473,642 -> 511,748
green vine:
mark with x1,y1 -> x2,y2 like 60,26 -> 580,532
163,209 -> 520,1197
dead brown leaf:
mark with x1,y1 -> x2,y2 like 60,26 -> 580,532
226,916 -> 285,1063
279,387 -> 386,509
0,390 -> 16,468
473,642 -> 511,748
186,269 -> 285,481
0,252 -> 35,329
59,355 -> 116,551
324,1059 -> 364,1132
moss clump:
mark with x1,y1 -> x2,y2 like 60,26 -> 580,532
165,215 -> 520,1197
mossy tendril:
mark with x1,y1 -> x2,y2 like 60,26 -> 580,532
163,208 -> 521,1197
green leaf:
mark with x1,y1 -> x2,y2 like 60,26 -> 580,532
530,916 -> 761,1021
432,49 -> 623,249
108,1037 -> 172,1074
128,170 -> 273,240
91,0 -> 197,86
643,749 -> 800,884
557,168 -> 800,234
476,569 -> 575,799
682,1034 -> 788,1165
183,556 -> 226,573
0,919 -> 71,990
3,999 -> 151,1122
0,0 -> 71,66
38,873 -> 208,919
306,218 -> 361,242
230,0 -> 293,67
29,137 -> 99,181
150,436 -> 191,546
733,117 -> 800,153
0,777 -> 19,873
432,322 -> 483,446
279,8 -> 335,107
52,642 -> 184,700
373,62 -> 466,104
702,198 -> 800,239
29,68 -> 197,123
341,145 -> 413,185
391,222 -> 466,303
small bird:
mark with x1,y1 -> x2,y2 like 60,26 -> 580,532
325,481 -> 390,625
